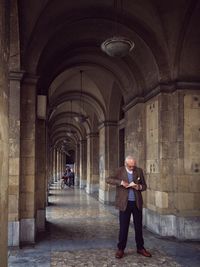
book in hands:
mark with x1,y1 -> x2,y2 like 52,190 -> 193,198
127,181 -> 137,188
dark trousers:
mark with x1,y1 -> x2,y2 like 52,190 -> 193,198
118,201 -> 144,250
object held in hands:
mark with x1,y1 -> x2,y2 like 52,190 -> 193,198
127,181 -> 137,188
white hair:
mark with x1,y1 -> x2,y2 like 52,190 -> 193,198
125,155 -> 136,163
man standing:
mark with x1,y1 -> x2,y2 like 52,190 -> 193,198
106,155 -> 151,259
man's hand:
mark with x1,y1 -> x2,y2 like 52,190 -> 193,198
121,180 -> 129,188
128,181 -> 141,190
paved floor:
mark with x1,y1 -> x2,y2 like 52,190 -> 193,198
9,182 -> 200,267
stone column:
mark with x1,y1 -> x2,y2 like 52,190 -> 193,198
98,121 -> 118,204
20,74 -> 37,244
75,143 -> 80,186
79,139 -> 87,189
59,151 -> 62,179
62,153 -> 65,174
8,71 -> 23,246
141,91 -> 200,240
49,147 -> 53,185
8,0 -> 22,248
86,133 -> 99,194
35,119 -> 46,232
51,148 -> 54,183
53,148 -> 57,182
48,147 -> 54,196
56,149 -> 60,181
58,152 -> 61,179
0,0 -> 9,263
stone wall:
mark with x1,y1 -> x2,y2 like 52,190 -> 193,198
125,103 -> 146,168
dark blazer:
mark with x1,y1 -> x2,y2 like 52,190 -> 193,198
106,166 -> 147,211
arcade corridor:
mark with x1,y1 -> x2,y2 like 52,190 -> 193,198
8,182 -> 200,267
0,1 -> 200,266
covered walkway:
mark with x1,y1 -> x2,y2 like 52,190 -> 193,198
1,1 -> 200,266
8,183 -> 200,267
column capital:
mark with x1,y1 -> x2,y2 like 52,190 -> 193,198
22,72 -> 39,85
9,70 -> 25,81
86,132 -> 99,139
80,139 -> 87,144
98,120 -> 118,130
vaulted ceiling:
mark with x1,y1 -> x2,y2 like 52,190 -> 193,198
18,0 -> 200,155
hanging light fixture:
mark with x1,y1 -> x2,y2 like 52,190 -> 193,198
101,0 -> 134,57
74,70 -> 88,123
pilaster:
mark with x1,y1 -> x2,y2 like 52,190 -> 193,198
86,133 -> 99,194
98,121 -> 118,204
20,73 -> 38,244
144,90 -> 200,239
8,70 -> 24,246
35,119 -> 46,232
75,143 -> 80,186
79,139 -> 87,188
0,4 -> 9,264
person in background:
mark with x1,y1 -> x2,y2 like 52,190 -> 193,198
70,169 -> 75,186
106,155 -> 151,259
63,166 -> 72,187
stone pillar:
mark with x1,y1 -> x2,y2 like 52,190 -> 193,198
0,0 -> 9,263
49,147 -> 53,185
58,152 -> 61,179
86,133 -> 99,194
62,153 -> 65,174
8,71 -> 23,246
56,149 -> 60,182
142,91 -> 200,240
75,143 -> 80,186
53,148 -> 57,183
79,139 -> 87,189
35,119 -> 46,232
98,121 -> 118,204
20,74 -> 37,244
59,151 -> 62,179
7,0 -> 22,249
56,150 -> 60,181
57,150 -> 60,181
52,148 -> 54,183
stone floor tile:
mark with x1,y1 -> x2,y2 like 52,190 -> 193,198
8,183 -> 200,267
50,248 -> 181,267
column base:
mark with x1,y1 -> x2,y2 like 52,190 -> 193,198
20,218 -> 35,244
75,177 -> 79,186
36,209 -> 46,232
99,188 -> 115,204
143,208 -> 200,240
8,221 -> 20,246
79,179 -> 86,189
86,183 -> 99,194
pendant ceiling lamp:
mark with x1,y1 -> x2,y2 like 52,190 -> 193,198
101,0 -> 134,57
